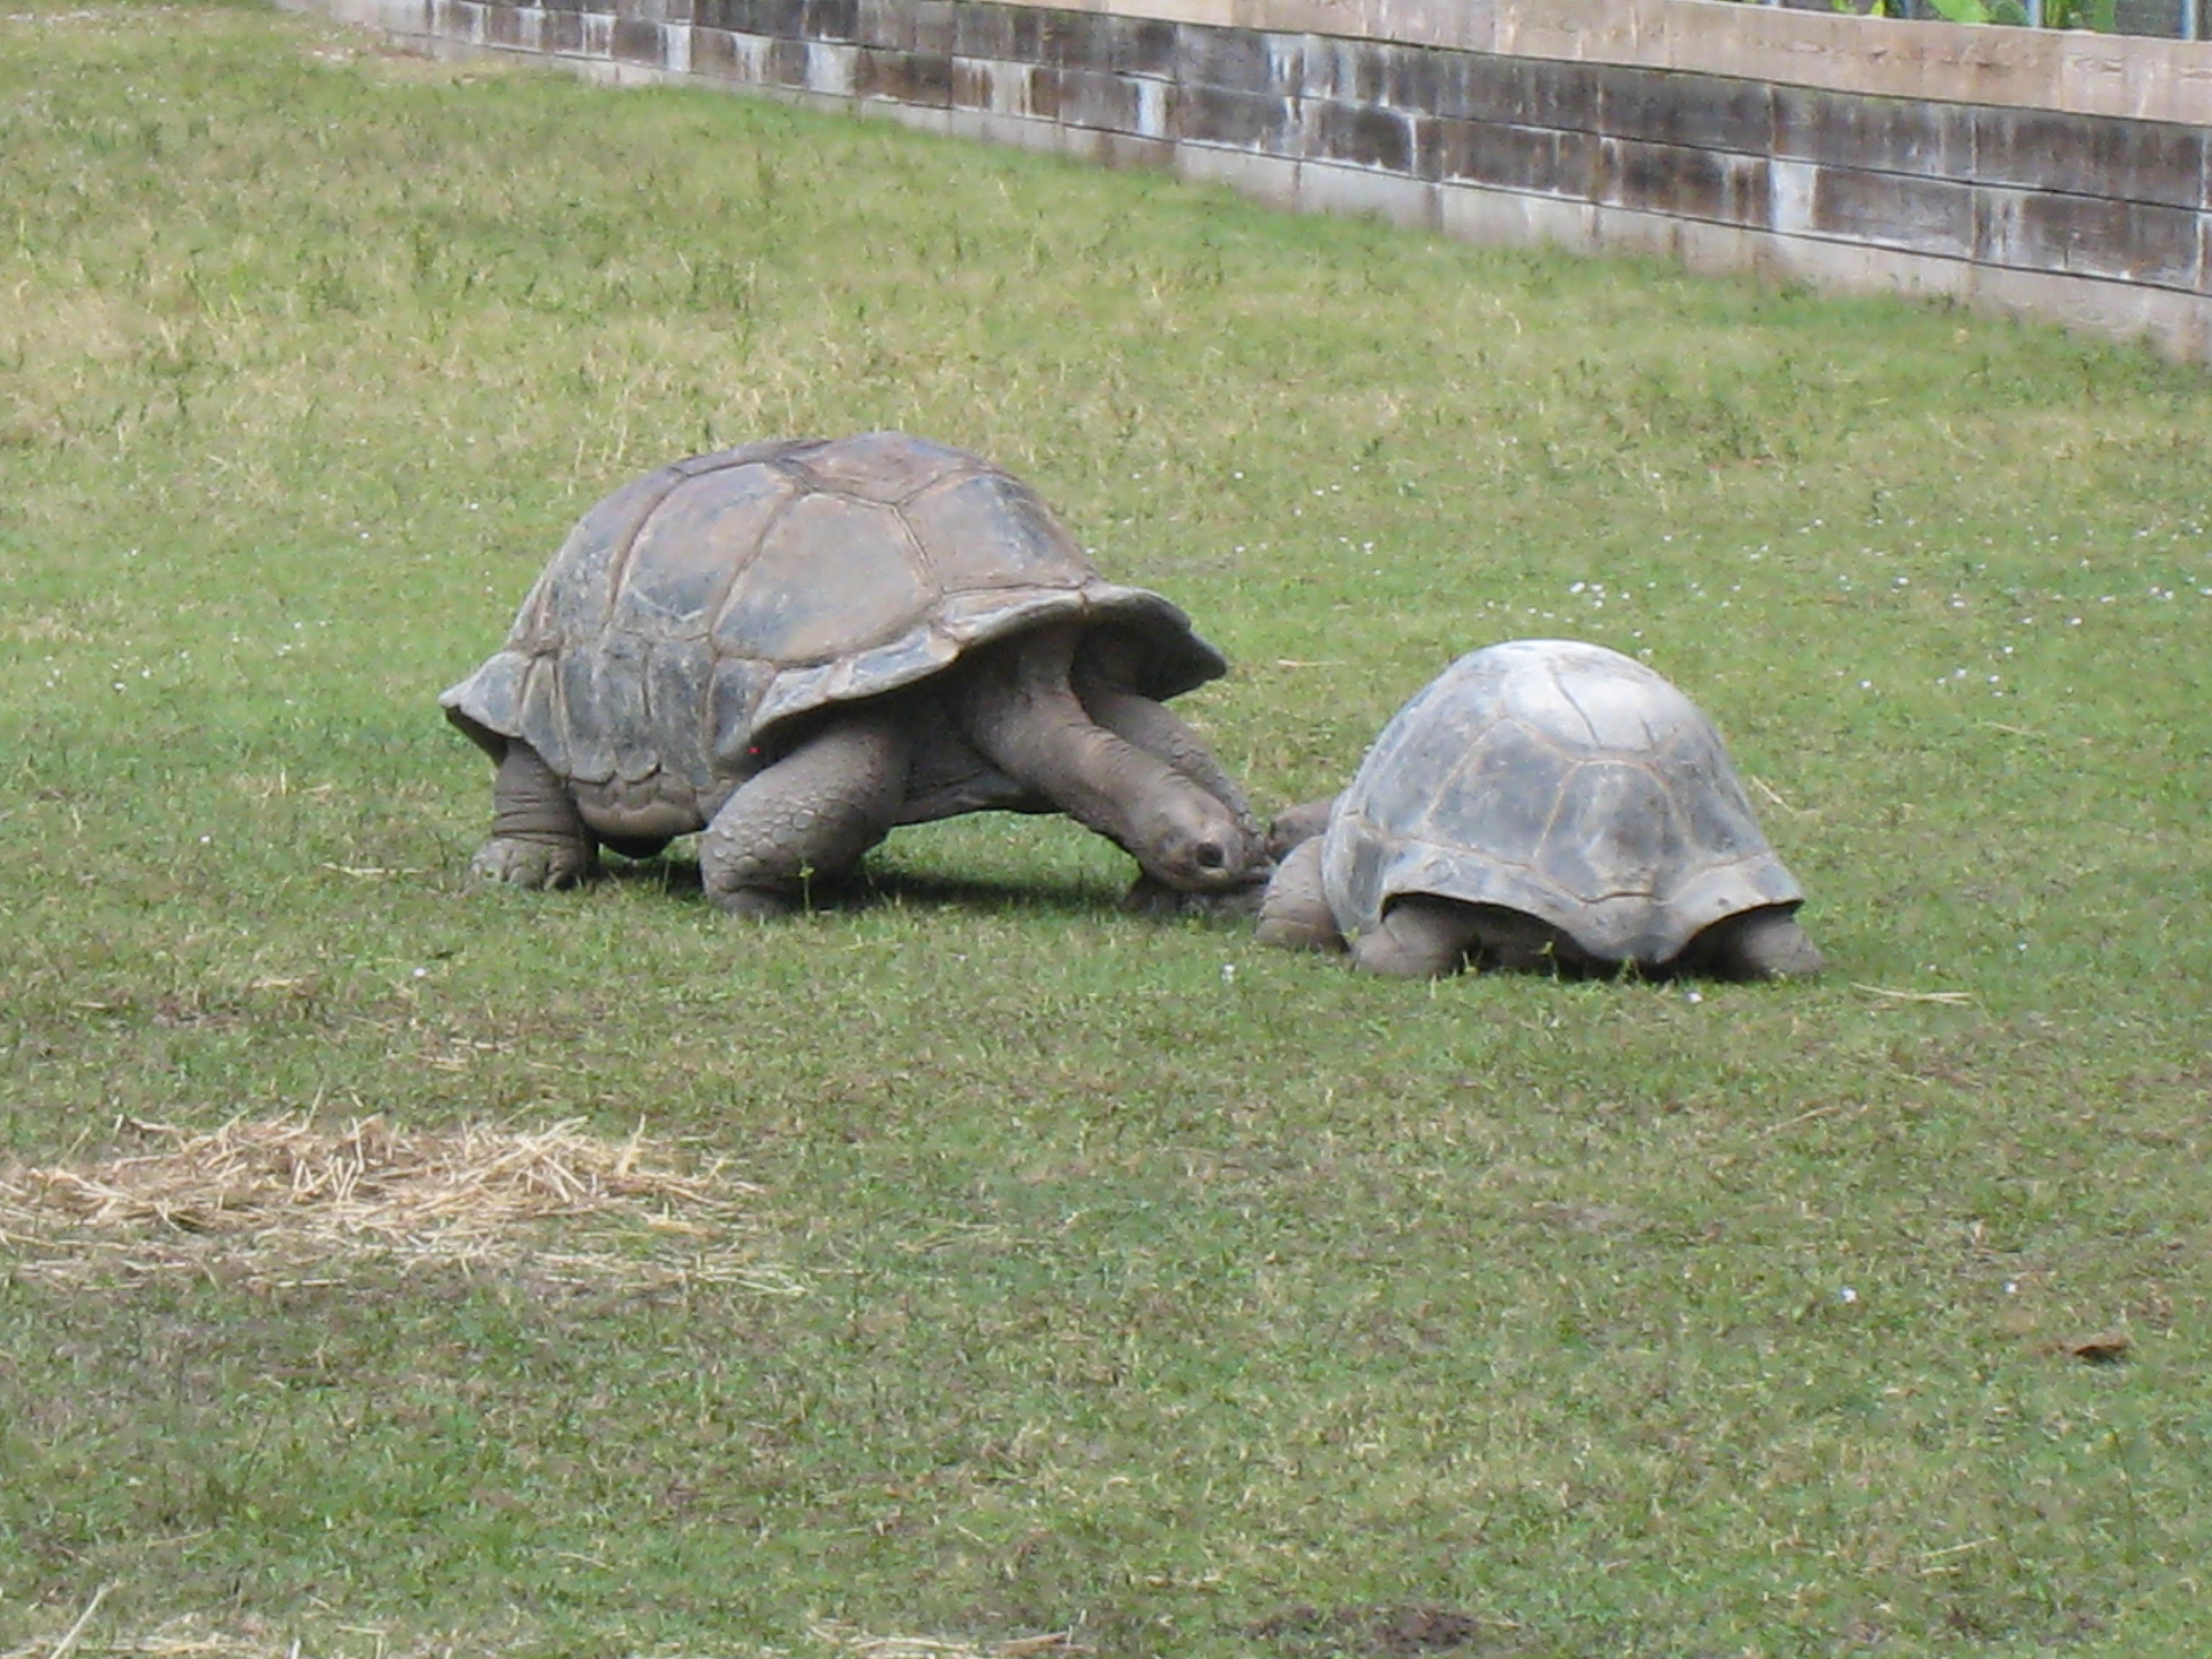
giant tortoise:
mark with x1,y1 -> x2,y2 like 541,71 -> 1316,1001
1255,639 -> 1823,979
441,432 -> 1266,916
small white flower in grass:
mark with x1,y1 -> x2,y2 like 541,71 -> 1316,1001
2005,1280 -> 2020,1295
199,835 -> 211,845
412,966 -> 428,979
1839,1286 -> 1858,1304
1683,989 -> 1702,1004
1220,963 -> 1236,985
1859,680 -> 1873,690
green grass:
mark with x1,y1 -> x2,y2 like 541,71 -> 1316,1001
4,3 -> 2212,1655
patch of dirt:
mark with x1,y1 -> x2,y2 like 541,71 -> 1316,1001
1247,1604 -> 1511,1658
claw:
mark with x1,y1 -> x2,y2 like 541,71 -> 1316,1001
469,836 -> 593,891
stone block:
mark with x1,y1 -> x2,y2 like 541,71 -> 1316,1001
1171,82 -> 1296,153
1431,51 -> 1597,130
1594,63 -> 1772,154
610,17 -> 670,66
1053,66 -> 1145,131
1177,23 -> 1292,95
1304,99 -> 1415,174
1773,84 -> 1973,178
952,3 -> 1014,62
1436,181 -> 1599,253
1426,119 -> 1599,197
1174,141 -> 1300,212
1599,138 -> 1770,228
1802,165 -> 1976,258
1978,188 -> 2201,287
857,48 -> 954,107
1298,157 -> 1437,230
1974,107 -> 2206,211
801,0 -> 855,44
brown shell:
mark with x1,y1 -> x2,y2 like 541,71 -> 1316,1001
441,433 -> 1226,831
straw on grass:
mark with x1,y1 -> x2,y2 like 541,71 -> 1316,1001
0,1115 -> 799,1295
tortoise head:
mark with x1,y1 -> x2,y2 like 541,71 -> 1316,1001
1124,781 -> 1269,895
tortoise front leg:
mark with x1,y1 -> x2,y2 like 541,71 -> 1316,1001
469,741 -> 596,890
1072,667 -> 1259,830
698,709 -> 912,919
953,626 -> 1261,894
1253,836 -> 1345,953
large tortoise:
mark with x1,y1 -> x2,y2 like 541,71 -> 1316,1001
1255,639 -> 1823,979
441,432 -> 1267,915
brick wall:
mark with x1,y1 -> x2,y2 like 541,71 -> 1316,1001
296,0 -> 2212,362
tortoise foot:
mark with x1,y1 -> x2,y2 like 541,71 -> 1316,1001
469,836 -> 594,891
709,884 -> 801,921
1700,909 -> 1825,981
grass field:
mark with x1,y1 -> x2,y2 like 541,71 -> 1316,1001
3,4 -> 2211,1655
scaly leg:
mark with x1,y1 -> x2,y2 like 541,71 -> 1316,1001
1253,837 -> 1345,953
469,741 -> 595,890
952,626 -> 1261,895
698,710 -> 912,918
1686,907 -> 1825,981
1351,896 -> 1483,978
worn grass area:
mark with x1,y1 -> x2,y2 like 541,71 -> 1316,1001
4,2 -> 2211,1656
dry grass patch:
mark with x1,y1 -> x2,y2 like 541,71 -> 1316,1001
0,1115 -> 799,1295
0,1608 -> 1079,1659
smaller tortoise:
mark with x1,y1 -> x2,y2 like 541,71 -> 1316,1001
1256,639 -> 1823,980
441,432 -> 1266,915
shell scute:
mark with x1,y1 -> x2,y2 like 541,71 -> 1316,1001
1536,759 -> 1678,902
904,469 -> 1091,592
706,655 -> 778,774
1409,716 -> 1565,867
786,430 -> 965,503
714,490 -> 933,664
614,462 -> 798,639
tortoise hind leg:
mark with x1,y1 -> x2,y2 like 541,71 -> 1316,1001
471,740 -> 596,891
699,709 -> 912,919
1354,901 -> 1580,979
1352,896 -> 1483,978
1686,906 -> 1825,981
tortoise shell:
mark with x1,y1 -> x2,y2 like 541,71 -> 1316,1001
1321,639 -> 1804,965
441,432 -> 1226,832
